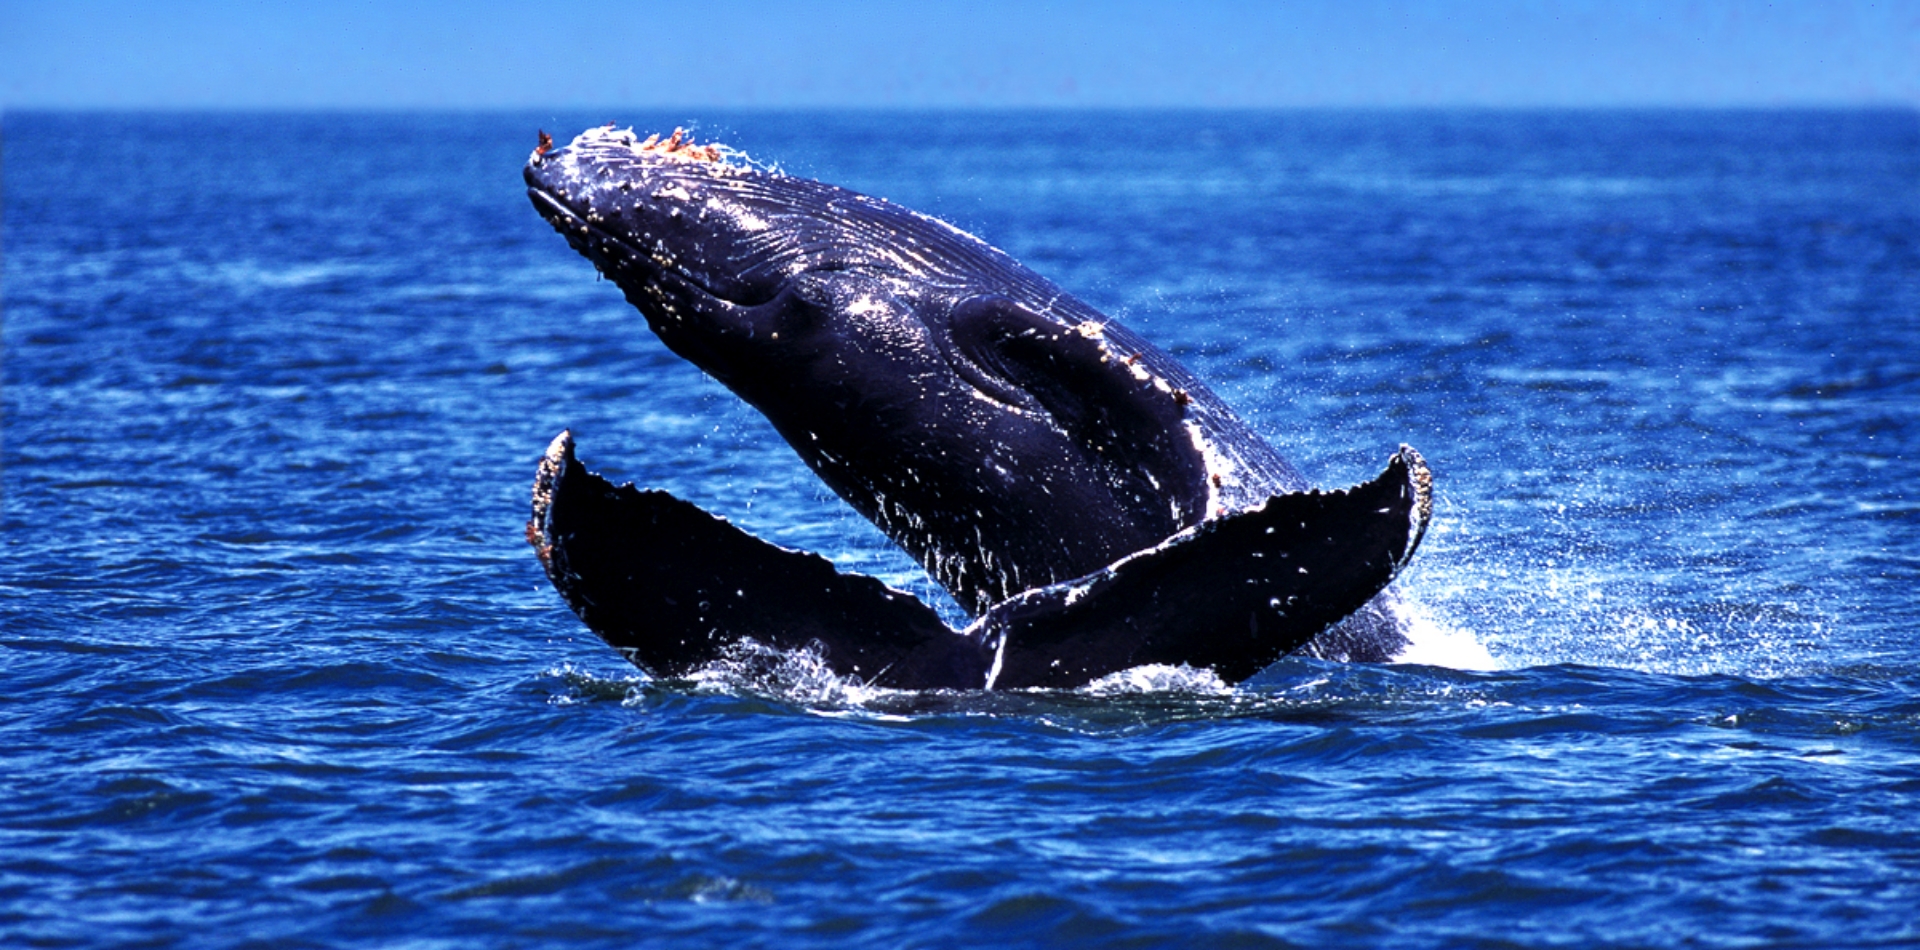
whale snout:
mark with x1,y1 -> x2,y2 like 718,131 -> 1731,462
524,125 -> 806,309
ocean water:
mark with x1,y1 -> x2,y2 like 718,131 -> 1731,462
3,110 -> 1917,948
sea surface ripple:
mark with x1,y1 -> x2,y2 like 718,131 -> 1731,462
4,110 -> 1918,948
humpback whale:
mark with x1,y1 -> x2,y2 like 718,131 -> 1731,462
523,125 -> 1432,690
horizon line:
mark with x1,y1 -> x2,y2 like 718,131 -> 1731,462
7,102 -> 1917,115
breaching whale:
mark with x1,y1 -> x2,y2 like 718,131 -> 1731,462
523,125 -> 1432,690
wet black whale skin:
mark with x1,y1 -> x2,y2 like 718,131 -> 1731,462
522,127 -> 1432,688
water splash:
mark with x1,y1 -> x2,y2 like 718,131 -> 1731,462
542,662 -> 649,704
1080,663 -> 1232,697
1390,596 -> 1499,670
683,638 -> 899,710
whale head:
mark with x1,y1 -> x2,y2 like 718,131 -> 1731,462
523,125 -> 1057,377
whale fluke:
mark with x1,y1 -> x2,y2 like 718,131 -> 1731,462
530,432 -> 1429,691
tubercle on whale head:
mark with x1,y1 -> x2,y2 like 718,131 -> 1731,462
631,127 -> 729,164
527,124 -> 760,173
522,125 -> 814,315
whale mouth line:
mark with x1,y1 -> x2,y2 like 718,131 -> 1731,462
527,185 -> 754,308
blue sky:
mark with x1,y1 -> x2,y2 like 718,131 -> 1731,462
2,1 -> 1915,109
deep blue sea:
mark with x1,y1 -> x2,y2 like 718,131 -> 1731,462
4,110 -> 1918,948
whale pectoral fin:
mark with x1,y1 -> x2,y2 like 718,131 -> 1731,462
947,293 -> 1209,517
973,446 -> 1433,690
529,432 -> 990,691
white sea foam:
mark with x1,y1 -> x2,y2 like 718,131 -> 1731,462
1080,663 -> 1233,696
1390,597 -> 1499,670
684,638 -> 897,709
